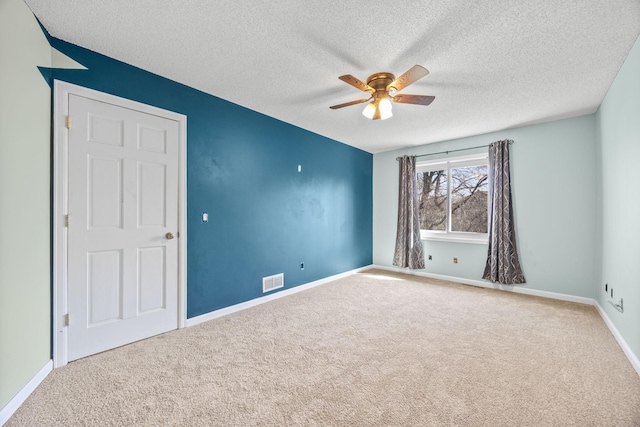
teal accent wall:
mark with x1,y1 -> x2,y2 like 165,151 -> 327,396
44,38 -> 373,318
595,35 -> 640,360
374,114 -> 599,299
1,4 -> 371,413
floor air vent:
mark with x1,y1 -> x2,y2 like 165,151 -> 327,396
262,273 -> 284,293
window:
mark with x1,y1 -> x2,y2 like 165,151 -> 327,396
416,154 -> 489,243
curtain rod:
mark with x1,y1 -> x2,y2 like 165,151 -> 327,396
396,140 -> 514,161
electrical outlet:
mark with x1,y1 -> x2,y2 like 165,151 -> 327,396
300,262 -> 304,270
453,257 -> 458,264
428,255 -> 432,260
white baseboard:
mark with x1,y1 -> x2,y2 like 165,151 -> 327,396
186,266 -> 372,327
371,264 -> 640,377
370,264 -> 594,305
593,301 -> 640,376
0,359 -> 52,426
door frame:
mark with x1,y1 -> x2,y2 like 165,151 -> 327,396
52,80 -> 187,368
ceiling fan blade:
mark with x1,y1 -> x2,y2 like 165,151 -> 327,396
338,75 -> 374,93
329,98 -> 371,109
388,65 -> 430,92
392,94 -> 435,106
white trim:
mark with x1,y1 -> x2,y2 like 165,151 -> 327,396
421,232 -> 488,245
371,264 -> 594,304
186,266 -> 371,327
52,81 -> 187,368
52,81 -> 69,368
594,301 -> 640,376
177,101 -> 188,329
0,360 -> 52,425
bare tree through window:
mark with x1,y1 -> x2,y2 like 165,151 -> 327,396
417,164 -> 488,233
417,170 -> 447,231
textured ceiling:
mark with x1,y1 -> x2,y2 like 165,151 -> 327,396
24,0 -> 640,153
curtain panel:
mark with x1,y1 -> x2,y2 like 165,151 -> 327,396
482,140 -> 526,284
393,155 -> 425,269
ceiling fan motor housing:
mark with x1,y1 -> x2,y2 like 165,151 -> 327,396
366,72 -> 395,99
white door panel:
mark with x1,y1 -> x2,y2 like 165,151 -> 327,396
67,94 -> 179,361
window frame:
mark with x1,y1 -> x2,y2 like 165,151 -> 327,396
416,153 -> 489,244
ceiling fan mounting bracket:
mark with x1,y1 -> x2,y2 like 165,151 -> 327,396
366,72 -> 395,93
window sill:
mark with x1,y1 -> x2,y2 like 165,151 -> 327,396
420,232 -> 488,245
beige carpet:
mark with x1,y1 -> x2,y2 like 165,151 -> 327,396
7,269 -> 640,426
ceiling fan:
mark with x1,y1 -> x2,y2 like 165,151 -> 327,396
330,65 -> 435,120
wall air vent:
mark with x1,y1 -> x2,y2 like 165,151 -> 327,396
262,273 -> 284,293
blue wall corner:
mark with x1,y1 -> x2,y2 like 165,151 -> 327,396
48,37 -> 373,318
37,66 -> 53,87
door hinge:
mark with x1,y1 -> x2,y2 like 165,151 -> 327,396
65,115 -> 71,129
65,214 -> 70,227
64,313 -> 70,326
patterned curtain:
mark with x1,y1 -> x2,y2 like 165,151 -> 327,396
393,156 -> 425,269
482,140 -> 525,284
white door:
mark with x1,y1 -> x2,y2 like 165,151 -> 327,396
66,93 -> 179,361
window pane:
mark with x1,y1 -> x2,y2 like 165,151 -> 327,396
450,165 -> 488,233
417,170 -> 447,231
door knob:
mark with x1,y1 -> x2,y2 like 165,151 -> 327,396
165,232 -> 175,240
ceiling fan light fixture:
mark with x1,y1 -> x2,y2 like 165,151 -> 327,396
362,101 -> 376,119
362,98 -> 392,120
378,97 -> 393,120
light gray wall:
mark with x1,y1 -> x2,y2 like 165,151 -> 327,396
596,35 -> 640,360
0,0 -> 52,410
373,114 -> 599,298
